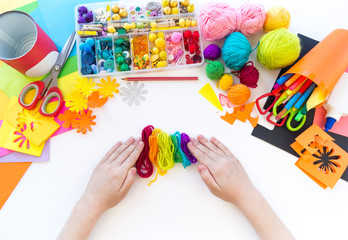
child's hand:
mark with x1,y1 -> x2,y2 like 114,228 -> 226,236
188,135 -> 256,206
80,137 -> 144,214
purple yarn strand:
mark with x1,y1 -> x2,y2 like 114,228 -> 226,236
180,133 -> 197,164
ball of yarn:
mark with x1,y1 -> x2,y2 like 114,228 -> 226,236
206,61 -> 225,80
233,61 -> 259,88
227,84 -> 251,105
218,74 -> 233,90
222,32 -> 252,71
198,2 -> 266,41
257,28 -> 301,70
263,7 -> 291,32
203,44 -> 221,60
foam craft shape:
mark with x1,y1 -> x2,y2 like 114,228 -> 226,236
71,109 -> 96,134
219,94 -> 233,108
88,91 -> 108,108
199,83 -> 223,111
0,140 -> 50,163
231,102 -> 255,122
248,116 -> 259,128
4,97 -> 60,146
65,91 -> 89,113
76,77 -> 96,98
291,125 -> 348,189
0,162 -> 31,210
0,90 -> 10,120
221,112 -> 236,125
282,29 -> 348,103
314,107 -> 348,138
97,76 -> 120,98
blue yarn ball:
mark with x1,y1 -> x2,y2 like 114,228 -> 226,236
222,32 -> 252,71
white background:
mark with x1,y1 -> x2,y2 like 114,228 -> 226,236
1,0 -> 348,239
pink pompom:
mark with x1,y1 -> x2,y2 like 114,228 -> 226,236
171,32 -> 182,43
198,2 -> 266,41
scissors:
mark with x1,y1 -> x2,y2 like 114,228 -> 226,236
19,31 -> 76,117
255,85 -> 285,115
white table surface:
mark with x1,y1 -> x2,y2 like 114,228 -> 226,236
1,0 -> 348,239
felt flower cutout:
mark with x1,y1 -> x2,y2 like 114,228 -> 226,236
313,146 -> 341,174
65,91 -> 89,113
120,82 -> 147,106
97,76 -> 120,98
76,77 -> 96,98
88,91 -> 108,108
58,110 -> 79,128
72,109 -> 96,134
16,108 -> 43,132
13,131 -> 30,149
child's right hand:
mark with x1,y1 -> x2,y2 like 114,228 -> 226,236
188,135 -> 257,206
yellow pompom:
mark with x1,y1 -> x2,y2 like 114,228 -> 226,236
227,84 -> 250,105
172,7 -> 179,14
162,0 -> 170,7
152,47 -> 159,54
150,21 -> 157,29
155,38 -> 166,49
123,23 -> 131,30
218,74 -> 233,90
157,61 -> 167,68
107,26 -> 116,33
159,51 -> 167,60
264,7 -> 291,32
185,19 -> 191,27
187,3 -> 194,12
157,32 -> 165,39
191,20 -> 197,27
148,33 -> 157,42
179,18 -> 186,27
130,22 -> 136,29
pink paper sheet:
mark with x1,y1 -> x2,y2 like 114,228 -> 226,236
0,141 -> 50,163
313,107 -> 348,137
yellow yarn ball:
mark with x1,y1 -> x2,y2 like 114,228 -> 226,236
264,7 -> 291,32
219,74 -> 233,90
257,28 -> 301,70
227,84 -> 250,105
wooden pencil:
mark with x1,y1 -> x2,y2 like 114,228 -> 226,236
121,76 -> 199,81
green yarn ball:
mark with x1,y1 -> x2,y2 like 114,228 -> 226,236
206,61 -> 225,80
257,28 -> 301,70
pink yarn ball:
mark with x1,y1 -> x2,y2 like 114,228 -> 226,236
199,2 -> 266,41
171,32 -> 182,43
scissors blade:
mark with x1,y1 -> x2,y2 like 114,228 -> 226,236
55,30 -> 76,70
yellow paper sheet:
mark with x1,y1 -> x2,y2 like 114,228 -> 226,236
0,0 -> 36,13
0,90 -> 10,120
198,83 -> 223,111
4,97 -> 60,146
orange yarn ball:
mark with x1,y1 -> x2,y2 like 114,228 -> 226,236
227,84 -> 251,105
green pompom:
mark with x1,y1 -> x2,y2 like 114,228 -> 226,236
120,63 -> 130,71
206,61 -> 225,80
116,56 -> 125,65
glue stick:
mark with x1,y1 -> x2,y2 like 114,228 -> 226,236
324,69 -> 348,131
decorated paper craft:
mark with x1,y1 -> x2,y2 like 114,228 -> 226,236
71,109 -> 96,134
0,140 -> 50,163
88,91 -> 108,108
198,83 -> 223,111
76,77 -> 96,98
219,94 -> 233,108
65,90 -> 89,113
314,107 -> 348,138
291,124 -> 348,189
220,102 -> 259,127
0,162 -> 31,210
120,82 -> 147,106
97,76 -> 120,98
58,110 -> 79,129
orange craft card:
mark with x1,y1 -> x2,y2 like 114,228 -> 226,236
4,97 -> 60,146
0,162 -> 31,210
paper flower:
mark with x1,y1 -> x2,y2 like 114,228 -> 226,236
76,77 -> 96,98
16,108 -> 43,132
120,82 -> 147,106
13,131 -> 30,149
88,91 -> 108,108
72,109 -> 96,134
313,146 -> 341,174
65,91 -> 89,113
97,76 -> 120,98
58,110 -> 79,128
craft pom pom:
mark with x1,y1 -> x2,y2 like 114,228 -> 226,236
222,32 -> 252,71
206,61 -> 225,80
198,2 -> 266,40
203,44 -> 221,61
263,7 -> 291,32
257,28 -> 301,70
218,74 -> 233,90
227,84 -> 251,105
233,61 -> 259,88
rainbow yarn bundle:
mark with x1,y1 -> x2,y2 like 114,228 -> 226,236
136,125 -> 196,184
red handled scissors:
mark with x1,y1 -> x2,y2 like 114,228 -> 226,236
19,31 -> 76,117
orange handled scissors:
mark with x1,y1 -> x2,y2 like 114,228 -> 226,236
19,31 -> 76,117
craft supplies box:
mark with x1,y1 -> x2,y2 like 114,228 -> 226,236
75,1 -> 204,77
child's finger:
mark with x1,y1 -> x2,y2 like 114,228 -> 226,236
113,138 -> 141,166
120,141 -> 144,169
100,141 -> 122,164
197,135 -> 225,156
211,137 -> 235,158
106,137 -> 135,164
188,141 -> 215,169
198,165 -> 220,192
190,138 -> 218,161
119,167 -> 137,194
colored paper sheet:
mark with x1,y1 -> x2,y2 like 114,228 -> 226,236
0,0 -> 36,12
314,107 -> 348,138
198,83 -> 223,111
221,112 -> 236,125
52,105 -> 73,137
15,1 -> 38,13
0,90 -> 10,120
4,98 -> 60,146
0,162 -> 31,210
292,125 -> 348,189
0,121 -> 14,158
0,140 -> 50,163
